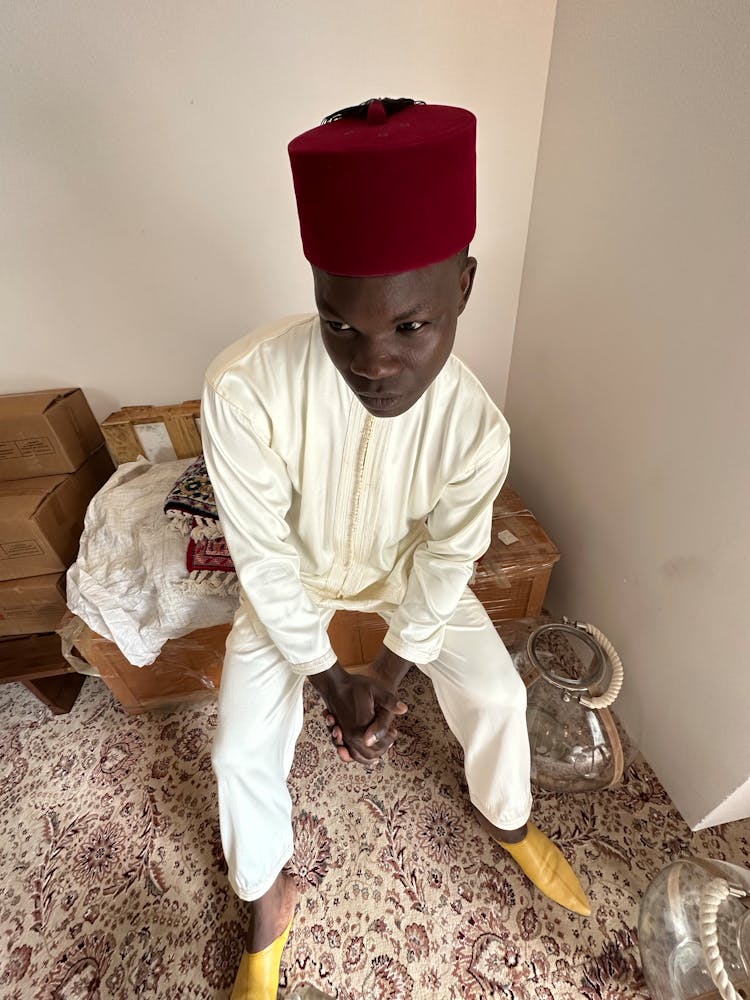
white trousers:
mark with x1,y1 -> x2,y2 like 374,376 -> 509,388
212,588 -> 532,901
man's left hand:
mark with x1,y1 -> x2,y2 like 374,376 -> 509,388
323,646 -> 413,763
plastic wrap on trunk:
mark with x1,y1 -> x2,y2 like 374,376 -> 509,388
58,611 -> 229,714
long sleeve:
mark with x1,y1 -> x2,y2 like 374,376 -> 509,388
383,429 -> 510,665
201,381 -> 337,675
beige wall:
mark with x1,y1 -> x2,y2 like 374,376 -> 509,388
506,1 -> 750,829
2,0 -> 556,419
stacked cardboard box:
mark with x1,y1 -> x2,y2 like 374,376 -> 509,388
0,389 -> 115,711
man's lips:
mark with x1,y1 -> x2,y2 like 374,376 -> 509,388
356,391 -> 403,411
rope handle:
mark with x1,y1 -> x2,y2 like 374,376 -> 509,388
575,623 -> 624,709
699,877 -> 747,1000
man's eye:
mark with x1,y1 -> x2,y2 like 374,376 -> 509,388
326,320 -> 353,333
398,321 -> 426,333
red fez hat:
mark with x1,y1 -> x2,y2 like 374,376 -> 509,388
288,99 -> 476,277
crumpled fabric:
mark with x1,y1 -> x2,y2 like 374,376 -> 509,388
66,457 -> 239,666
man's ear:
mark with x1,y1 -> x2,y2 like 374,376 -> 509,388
457,256 -> 477,316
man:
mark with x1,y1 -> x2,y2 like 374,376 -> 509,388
201,98 -> 590,1000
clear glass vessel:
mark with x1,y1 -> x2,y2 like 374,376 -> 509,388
503,617 -> 636,793
639,856 -> 750,999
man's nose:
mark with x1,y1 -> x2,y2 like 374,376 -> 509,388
350,343 -> 402,381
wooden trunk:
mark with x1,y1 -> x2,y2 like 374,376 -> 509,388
96,402 -> 561,705
72,619 -> 231,715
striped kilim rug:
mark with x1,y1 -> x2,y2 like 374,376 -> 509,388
1,668 -> 748,998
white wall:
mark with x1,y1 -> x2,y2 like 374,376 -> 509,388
506,1 -> 750,829
2,0 -> 556,419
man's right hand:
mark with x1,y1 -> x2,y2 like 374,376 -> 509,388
307,662 -> 408,764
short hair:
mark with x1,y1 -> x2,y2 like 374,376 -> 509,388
322,97 -> 423,125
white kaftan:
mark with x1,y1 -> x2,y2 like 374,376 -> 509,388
202,314 -> 531,900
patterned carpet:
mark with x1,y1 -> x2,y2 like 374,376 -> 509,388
1,669 -> 748,999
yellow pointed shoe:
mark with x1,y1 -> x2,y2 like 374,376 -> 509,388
230,914 -> 294,1000
496,823 -> 591,916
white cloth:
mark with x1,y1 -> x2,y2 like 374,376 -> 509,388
66,458 -> 239,665
201,314 -> 510,674
212,589 -> 531,901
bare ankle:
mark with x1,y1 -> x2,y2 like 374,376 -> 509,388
246,872 -> 298,952
471,804 -> 527,844
494,824 -> 527,844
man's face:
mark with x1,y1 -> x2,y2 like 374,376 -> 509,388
313,253 -> 477,418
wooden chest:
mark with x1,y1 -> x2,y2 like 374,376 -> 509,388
471,483 -> 560,631
83,395 -> 563,712
74,482 -> 559,711
71,618 -> 231,715
98,401 -> 559,672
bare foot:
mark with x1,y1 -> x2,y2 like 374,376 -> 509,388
245,871 -> 298,952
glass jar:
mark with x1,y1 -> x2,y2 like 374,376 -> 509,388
503,616 -> 636,793
639,856 -> 750,999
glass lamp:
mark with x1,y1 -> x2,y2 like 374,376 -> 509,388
504,617 -> 636,793
639,856 -> 750,999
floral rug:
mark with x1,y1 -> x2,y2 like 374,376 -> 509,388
1,669 -> 748,999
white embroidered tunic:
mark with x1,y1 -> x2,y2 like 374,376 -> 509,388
201,314 -> 510,675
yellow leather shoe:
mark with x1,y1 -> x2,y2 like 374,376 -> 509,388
496,823 -> 591,916
230,914 -> 294,1000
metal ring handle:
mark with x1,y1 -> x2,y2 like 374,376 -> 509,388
526,620 -> 625,710
526,623 -> 607,693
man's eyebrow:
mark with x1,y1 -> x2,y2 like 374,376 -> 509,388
315,296 -> 339,316
315,298 -> 432,322
393,302 -> 431,323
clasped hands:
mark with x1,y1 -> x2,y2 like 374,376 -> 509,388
308,648 -> 412,765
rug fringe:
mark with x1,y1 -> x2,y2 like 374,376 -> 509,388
164,511 -> 224,541
179,570 -> 240,597
165,511 -> 194,535
189,518 -> 224,541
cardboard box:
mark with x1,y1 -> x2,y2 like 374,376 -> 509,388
0,573 -> 67,637
0,445 -> 114,581
0,388 -> 105,480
